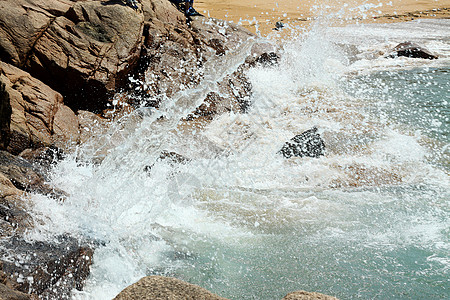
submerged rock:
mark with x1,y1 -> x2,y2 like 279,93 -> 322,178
113,276 -> 227,300
279,127 -> 326,158
0,235 -> 93,299
390,42 -> 438,60
283,290 -> 339,300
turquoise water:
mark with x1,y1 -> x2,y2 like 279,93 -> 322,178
346,68 -> 449,145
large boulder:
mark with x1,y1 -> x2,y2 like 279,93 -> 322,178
390,42 -> 438,60
113,276 -> 227,300
0,62 -> 79,154
0,0 -> 73,67
0,0 -> 145,112
0,235 -> 94,299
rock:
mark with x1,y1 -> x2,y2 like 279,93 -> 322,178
52,105 -> 80,150
283,290 -> 339,300
113,276 -> 227,300
0,150 -> 66,198
279,127 -> 326,158
0,0 -> 145,112
0,283 -> 31,300
0,80 -> 12,150
390,42 -> 438,60
0,173 -> 31,238
0,61 -> 79,154
77,110 -> 110,145
0,235 -> 94,299
0,0 -> 73,67
19,146 -> 65,176
129,3 -> 256,116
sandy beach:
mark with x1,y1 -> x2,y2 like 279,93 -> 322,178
195,0 -> 450,36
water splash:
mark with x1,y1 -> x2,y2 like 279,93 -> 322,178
26,16 -> 450,300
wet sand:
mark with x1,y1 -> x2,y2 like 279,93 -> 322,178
195,0 -> 450,36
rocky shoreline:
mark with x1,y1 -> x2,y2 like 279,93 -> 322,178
0,0 -> 341,299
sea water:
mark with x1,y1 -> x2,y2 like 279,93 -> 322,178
26,18 -> 449,299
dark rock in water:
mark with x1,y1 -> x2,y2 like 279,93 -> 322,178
278,127 -> 325,158
144,151 -> 190,172
0,235 -> 94,299
253,52 -> 280,67
390,42 -> 438,60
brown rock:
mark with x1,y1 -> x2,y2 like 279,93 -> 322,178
0,0 -> 145,112
0,173 -> 30,238
0,0 -> 72,67
0,61 -> 79,154
0,283 -> 31,300
132,5 -> 256,117
27,0 -> 145,111
19,146 -> 65,176
77,110 -> 110,145
113,276 -> 227,300
283,291 -> 339,300
52,105 -> 80,150
142,0 -> 186,26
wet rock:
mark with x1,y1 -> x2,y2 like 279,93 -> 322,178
77,110 -> 110,145
0,235 -> 93,299
131,4 -> 255,115
0,62 -> 79,155
0,173 -> 31,238
390,42 -> 438,60
19,146 -> 65,176
144,150 -> 190,172
279,127 -> 326,158
113,276 -> 227,300
0,150 -> 66,198
283,290 -> 339,300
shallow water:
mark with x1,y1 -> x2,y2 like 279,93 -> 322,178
25,19 -> 450,299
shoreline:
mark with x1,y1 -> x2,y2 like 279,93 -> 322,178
195,0 -> 450,36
